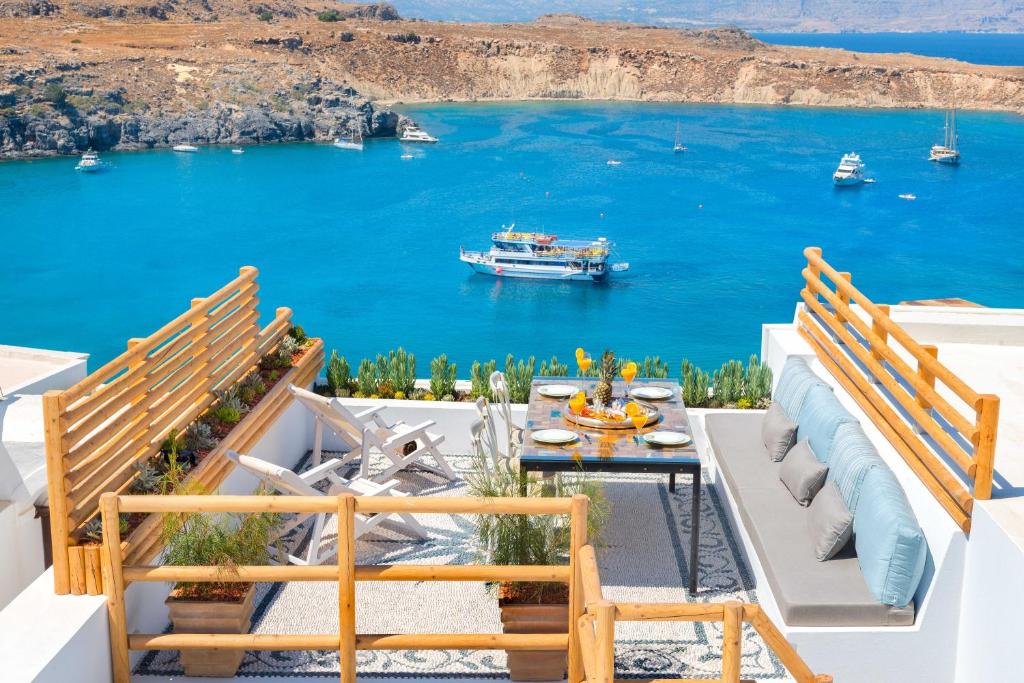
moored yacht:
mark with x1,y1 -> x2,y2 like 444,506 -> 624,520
833,152 -> 865,186
460,227 -> 628,281
400,124 -> 438,143
74,150 -> 102,172
172,144 -> 199,153
930,108 -> 961,165
333,121 -> 364,151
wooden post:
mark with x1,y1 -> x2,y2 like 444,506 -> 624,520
84,545 -> 104,595
567,494 -> 589,683
721,601 -> 743,683
972,395 -> 1000,500
915,345 -> 939,412
338,494 -> 357,683
69,545 -> 86,595
835,272 -> 852,325
100,493 -> 130,683
594,601 -> 615,683
803,247 -> 823,301
42,390 -> 71,594
870,303 -> 891,382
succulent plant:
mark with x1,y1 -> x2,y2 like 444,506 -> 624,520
430,354 -> 457,400
184,421 -> 216,452
288,324 -> 308,344
215,387 -> 246,414
504,354 -> 536,404
327,351 -> 352,397
131,458 -> 164,493
539,355 -> 568,377
212,405 -> 242,425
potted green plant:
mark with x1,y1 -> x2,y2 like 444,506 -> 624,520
466,458 -> 608,681
160,494 -> 280,677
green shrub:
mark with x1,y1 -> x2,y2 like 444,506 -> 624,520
356,358 -> 376,397
385,347 -> 416,396
326,350 -> 351,397
470,359 -> 496,400
504,354 -> 535,404
430,354 -> 457,400
712,359 -> 745,405
288,325 -> 308,344
212,405 -> 242,425
538,355 -> 568,377
743,354 -> 772,407
257,10 -> 273,21
42,82 -> 66,106
681,359 -> 711,408
317,9 -> 341,21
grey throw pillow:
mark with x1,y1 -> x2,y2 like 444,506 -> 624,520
761,402 -> 798,462
779,440 -> 828,506
807,482 -> 854,560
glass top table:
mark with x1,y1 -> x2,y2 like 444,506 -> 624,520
520,377 -> 702,593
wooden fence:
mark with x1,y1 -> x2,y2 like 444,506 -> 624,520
44,267 -> 324,595
798,247 -> 1000,533
99,492 -> 831,683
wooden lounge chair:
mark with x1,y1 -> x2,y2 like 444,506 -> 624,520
288,384 -> 456,482
225,450 -> 427,565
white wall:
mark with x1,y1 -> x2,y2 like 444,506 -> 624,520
953,503 -> 1024,683
0,568 -> 111,683
0,501 -> 46,609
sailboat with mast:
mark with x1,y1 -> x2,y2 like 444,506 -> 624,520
929,109 -> 960,165
333,121 -> 364,151
673,121 -> 687,153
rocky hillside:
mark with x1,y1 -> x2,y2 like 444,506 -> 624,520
1,8 -> 1022,158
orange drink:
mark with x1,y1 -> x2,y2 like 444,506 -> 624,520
578,356 -> 593,374
624,401 -> 642,417
622,361 -> 637,384
569,391 -> 586,415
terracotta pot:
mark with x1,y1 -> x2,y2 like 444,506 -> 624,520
499,599 -> 569,681
165,583 -> 256,677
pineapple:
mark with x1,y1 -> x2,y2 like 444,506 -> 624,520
594,349 -> 615,406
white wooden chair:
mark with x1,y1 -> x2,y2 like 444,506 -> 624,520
488,371 -> 525,458
225,450 -> 427,566
289,384 -> 456,482
470,406 -> 503,471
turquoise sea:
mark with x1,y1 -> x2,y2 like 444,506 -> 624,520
753,32 -> 1024,66
2,103 -> 1023,374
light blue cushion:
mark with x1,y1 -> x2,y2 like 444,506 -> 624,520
774,357 -> 827,421
827,423 -> 886,514
796,383 -> 858,464
854,468 -> 928,608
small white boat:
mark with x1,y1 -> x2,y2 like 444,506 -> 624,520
74,150 -> 103,172
606,159 -> 622,166
929,108 -> 961,165
172,144 -> 199,153
673,121 -> 687,153
899,193 -> 917,201
400,153 -> 414,160
399,125 -> 438,143
833,153 -> 865,187
333,121 -> 364,151
231,148 -> 245,155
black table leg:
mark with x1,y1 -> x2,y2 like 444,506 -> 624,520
688,467 -> 701,594
668,472 -> 676,493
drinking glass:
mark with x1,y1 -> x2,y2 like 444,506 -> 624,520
622,361 -> 638,397
569,391 -> 586,416
578,355 -> 593,392
630,409 -> 648,442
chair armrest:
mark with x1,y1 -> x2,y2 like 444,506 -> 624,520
382,420 -> 436,447
353,405 -> 386,421
299,458 -> 349,484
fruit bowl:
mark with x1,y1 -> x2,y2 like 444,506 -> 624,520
563,398 -> 660,430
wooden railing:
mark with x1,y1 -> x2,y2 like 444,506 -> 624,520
576,545 -> 832,683
44,267 -> 324,595
99,493 -> 830,683
798,247 -> 1000,533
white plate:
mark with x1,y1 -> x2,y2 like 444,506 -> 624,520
630,386 -> 674,401
538,384 -> 577,399
643,431 -> 692,447
531,429 -> 579,445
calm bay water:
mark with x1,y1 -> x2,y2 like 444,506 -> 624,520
2,102 -> 1023,374
753,32 -> 1024,66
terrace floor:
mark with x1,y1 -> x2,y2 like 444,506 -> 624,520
134,452 -> 792,682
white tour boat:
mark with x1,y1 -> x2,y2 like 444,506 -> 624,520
74,150 -> 102,172
333,122 -> 364,151
460,227 -> 628,282
833,152 -> 865,186
172,144 -> 199,153
400,124 -> 438,143
930,109 -> 961,165
231,148 -> 245,154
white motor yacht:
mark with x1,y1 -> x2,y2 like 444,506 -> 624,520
74,150 -> 102,172
172,144 -> 199,153
400,125 -> 438,143
833,152 -> 865,186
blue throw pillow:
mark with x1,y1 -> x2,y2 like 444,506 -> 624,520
796,383 -> 858,464
773,357 -> 827,421
853,468 -> 928,608
827,423 -> 886,514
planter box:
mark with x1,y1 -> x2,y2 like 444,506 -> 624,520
499,602 -> 569,681
166,583 -> 256,677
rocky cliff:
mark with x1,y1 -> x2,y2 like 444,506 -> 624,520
1,9 -> 1021,159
